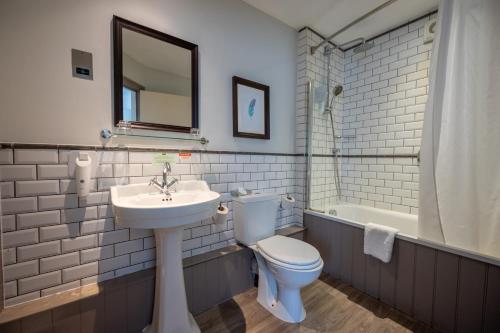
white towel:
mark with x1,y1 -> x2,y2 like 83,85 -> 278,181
363,223 -> 398,263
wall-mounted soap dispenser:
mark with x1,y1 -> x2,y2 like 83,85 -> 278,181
75,152 -> 92,197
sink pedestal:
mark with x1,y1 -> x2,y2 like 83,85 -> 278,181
144,227 -> 200,333
110,181 -> 220,333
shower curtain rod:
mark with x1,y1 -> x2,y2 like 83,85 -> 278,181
310,0 -> 398,55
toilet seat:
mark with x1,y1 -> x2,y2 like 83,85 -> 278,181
257,235 -> 322,270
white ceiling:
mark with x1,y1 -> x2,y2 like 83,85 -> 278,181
242,0 -> 439,47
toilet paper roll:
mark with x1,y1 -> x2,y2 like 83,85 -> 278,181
212,204 -> 228,225
281,195 -> 295,210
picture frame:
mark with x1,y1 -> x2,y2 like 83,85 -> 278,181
232,76 -> 270,139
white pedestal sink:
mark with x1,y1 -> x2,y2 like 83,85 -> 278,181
111,180 -> 220,333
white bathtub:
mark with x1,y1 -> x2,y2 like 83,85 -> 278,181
305,203 -> 500,266
323,204 -> 417,238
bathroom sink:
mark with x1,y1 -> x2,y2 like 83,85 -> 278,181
110,180 -> 220,333
111,180 -> 220,229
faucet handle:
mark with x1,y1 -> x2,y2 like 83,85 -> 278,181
164,162 -> 172,173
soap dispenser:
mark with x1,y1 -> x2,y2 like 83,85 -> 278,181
75,152 -> 92,197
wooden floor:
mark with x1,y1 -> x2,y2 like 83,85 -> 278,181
195,275 -> 436,333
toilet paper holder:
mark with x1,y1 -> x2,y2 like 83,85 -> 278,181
212,202 -> 228,225
280,194 -> 295,209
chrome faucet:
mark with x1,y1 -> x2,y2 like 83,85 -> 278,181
149,162 -> 178,196
163,161 -> 171,186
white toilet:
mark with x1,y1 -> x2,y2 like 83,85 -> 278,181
233,192 -> 323,323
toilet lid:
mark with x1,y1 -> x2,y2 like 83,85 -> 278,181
257,235 -> 320,267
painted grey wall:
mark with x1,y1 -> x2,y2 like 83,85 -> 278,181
0,0 -> 297,153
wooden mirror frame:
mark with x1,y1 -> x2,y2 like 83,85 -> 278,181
113,16 -> 199,133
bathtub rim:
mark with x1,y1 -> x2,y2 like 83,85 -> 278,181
304,209 -> 500,267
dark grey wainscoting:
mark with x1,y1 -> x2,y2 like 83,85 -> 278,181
185,247 -> 254,315
0,248 -> 254,333
0,226 -> 306,332
304,213 -> 500,333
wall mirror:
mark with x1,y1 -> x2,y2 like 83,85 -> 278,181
113,16 -> 198,133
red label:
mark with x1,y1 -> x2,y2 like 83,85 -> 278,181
178,153 -> 191,160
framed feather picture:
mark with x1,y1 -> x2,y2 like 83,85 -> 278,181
232,76 -> 270,139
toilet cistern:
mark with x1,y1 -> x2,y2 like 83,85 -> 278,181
233,192 -> 323,323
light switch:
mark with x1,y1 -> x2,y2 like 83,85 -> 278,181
72,49 -> 93,80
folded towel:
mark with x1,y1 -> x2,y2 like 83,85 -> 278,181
363,223 -> 399,263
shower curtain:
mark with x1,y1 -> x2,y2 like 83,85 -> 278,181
419,0 -> 500,257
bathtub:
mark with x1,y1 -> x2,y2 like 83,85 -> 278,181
307,203 -> 500,265
303,204 -> 500,332
321,204 -> 418,238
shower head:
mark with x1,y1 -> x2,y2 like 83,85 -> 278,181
353,40 -> 374,53
323,85 -> 343,114
334,85 -> 343,97
323,45 -> 335,56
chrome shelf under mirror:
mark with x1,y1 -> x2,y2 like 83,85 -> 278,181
100,128 -> 209,145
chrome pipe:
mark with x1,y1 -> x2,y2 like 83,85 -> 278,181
310,0 -> 398,54
305,80 -> 313,210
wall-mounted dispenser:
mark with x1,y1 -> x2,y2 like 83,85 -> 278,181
75,152 -> 92,197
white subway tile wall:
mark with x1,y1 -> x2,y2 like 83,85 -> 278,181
297,14 -> 433,214
340,15 -> 433,214
0,148 -> 299,306
296,29 -> 345,210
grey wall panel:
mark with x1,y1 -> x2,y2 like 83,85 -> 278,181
304,216 -> 321,252
484,265 -> 500,332
191,261 -> 209,314
305,214 -> 339,278
126,279 -> 151,333
365,256 -> 380,299
330,221 -> 342,279
318,221 -> 333,277
184,265 -> 196,313
234,250 -> 254,295
186,249 -> 253,315
20,311 -> 52,333
339,224 -> 353,283
351,228 -> 366,292
104,282 -> 128,332
395,240 -> 416,315
52,302 -> 80,333
413,245 -> 436,325
0,321 -> 21,333
379,239 -> 398,307
455,258 -> 486,333
80,293 -> 105,333
205,258 -> 221,312
219,251 -> 253,307
432,251 -> 459,333
216,256 -> 234,304
144,276 -> 155,328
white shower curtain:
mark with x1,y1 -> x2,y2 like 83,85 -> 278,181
419,0 -> 500,257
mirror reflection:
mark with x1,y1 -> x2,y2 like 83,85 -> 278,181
122,28 -> 192,126
113,16 -> 198,133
